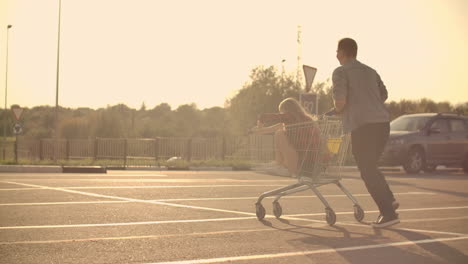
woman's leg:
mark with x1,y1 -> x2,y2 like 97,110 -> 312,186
274,134 -> 285,166
274,129 -> 298,176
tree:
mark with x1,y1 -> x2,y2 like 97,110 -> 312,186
60,117 -> 90,139
173,103 -> 201,137
140,102 -> 147,111
94,106 -> 126,138
148,103 -> 174,137
311,80 -> 334,114
227,66 -> 302,135
198,107 -> 229,137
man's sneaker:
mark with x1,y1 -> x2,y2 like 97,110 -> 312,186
378,200 -> 400,219
372,214 -> 400,228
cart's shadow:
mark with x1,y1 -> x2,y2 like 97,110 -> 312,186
259,218 -> 467,263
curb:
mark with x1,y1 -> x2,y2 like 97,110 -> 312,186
0,165 -> 106,173
112,166 -> 168,171
62,166 -> 107,173
189,166 -> 233,171
0,165 -> 460,174
0,165 -> 62,173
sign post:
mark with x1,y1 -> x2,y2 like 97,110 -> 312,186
303,65 -> 317,93
11,105 -> 23,164
301,65 -> 319,115
11,105 -> 23,121
13,123 -> 22,135
300,93 -> 318,115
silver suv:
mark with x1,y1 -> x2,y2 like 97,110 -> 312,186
380,113 -> 468,174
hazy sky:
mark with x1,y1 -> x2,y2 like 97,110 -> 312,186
1,0 -> 467,110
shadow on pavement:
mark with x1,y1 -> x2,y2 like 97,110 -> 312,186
388,228 -> 468,264
341,170 -> 468,199
260,219 -> 467,263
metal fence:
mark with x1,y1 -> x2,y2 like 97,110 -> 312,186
3,135 -> 276,166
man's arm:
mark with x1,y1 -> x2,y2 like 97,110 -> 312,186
376,72 -> 388,102
332,67 -> 347,113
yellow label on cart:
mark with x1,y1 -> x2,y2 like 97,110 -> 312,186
327,138 -> 342,154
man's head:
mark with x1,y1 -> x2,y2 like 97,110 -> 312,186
336,38 -> 358,65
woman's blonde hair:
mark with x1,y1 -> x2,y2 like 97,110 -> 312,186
278,97 -> 316,122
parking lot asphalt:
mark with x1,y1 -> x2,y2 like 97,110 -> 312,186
0,169 -> 467,264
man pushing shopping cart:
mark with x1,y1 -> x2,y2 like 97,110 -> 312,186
252,38 -> 399,228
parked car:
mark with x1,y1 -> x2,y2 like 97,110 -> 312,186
380,113 -> 468,174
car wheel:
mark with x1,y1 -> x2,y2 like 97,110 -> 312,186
423,164 -> 437,173
403,147 -> 425,174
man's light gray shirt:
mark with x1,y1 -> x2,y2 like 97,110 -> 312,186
332,59 -> 390,133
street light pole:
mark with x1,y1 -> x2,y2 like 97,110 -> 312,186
54,0 -> 62,160
3,25 -> 12,160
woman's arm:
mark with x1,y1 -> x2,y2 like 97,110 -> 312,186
251,123 -> 284,135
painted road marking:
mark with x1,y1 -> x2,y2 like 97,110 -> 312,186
0,224 -> 326,245
0,178 -> 295,183
0,181 -> 259,218
0,184 -> 285,189
0,174 -> 168,177
0,188 -> 42,191
3,180 -> 467,239
0,200 -> 126,206
1,208 -> 467,230
0,191 -> 436,206
287,206 -> 468,217
0,216 -> 259,230
2,216 -> 467,245
145,236 -> 468,264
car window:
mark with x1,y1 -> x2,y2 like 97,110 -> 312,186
430,119 -> 450,133
450,119 -> 466,132
390,116 -> 431,131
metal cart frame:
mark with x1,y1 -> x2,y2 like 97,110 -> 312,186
255,118 -> 364,225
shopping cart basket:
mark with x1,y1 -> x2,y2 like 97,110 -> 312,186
255,118 -> 364,225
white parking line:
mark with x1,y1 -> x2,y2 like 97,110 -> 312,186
286,206 -> 468,217
0,216 -> 258,230
1,207 -> 468,231
0,201 -> 126,206
0,181 -> 258,218
0,178 -> 294,183
304,217 -> 468,237
2,180 -> 467,239
0,191 -> 436,206
0,188 -> 42,191
0,174 -> 168,177
145,236 -> 468,264
2,216 -> 467,245
0,224 -> 326,245
0,184 -> 285,190
69,184 -> 286,189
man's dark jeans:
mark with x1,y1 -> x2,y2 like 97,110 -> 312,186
351,122 -> 396,218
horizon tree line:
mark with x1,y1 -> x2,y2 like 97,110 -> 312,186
3,66 -> 467,139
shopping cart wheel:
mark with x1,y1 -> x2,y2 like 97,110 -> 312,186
353,205 -> 365,222
272,202 -> 282,218
325,207 -> 336,226
255,203 -> 266,220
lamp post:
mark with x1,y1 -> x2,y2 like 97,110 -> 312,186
3,25 -> 12,159
281,59 -> 286,76
54,0 -> 62,160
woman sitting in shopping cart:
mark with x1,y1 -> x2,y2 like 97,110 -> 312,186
251,97 -> 321,178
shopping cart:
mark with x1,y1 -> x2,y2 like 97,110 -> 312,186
255,117 -> 364,225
